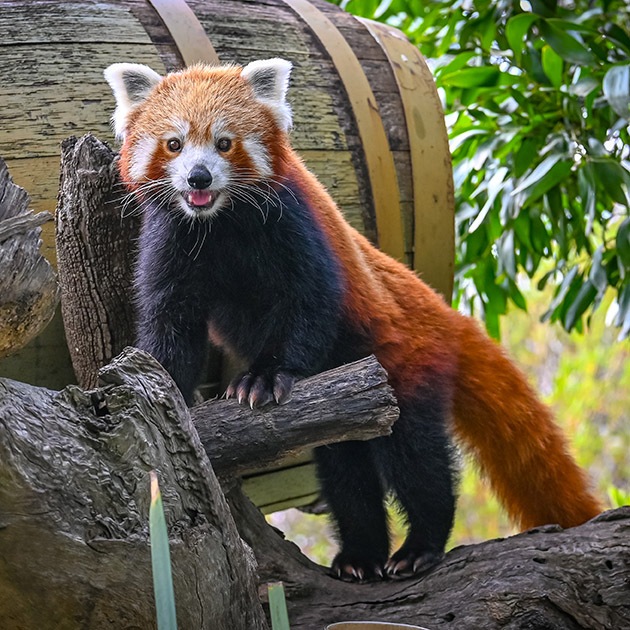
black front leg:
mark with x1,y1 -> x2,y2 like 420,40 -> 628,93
223,296 -> 340,409
136,313 -> 209,406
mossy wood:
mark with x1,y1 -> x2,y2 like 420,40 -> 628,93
0,0 -> 454,511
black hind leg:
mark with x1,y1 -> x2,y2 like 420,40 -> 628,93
315,441 -> 388,581
373,389 -> 457,576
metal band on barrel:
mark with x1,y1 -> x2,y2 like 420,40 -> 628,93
282,0 -> 405,262
147,0 -> 221,66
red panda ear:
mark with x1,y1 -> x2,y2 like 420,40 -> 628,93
241,58 -> 293,132
104,63 -> 163,140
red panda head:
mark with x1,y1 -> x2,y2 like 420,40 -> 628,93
104,59 -> 292,219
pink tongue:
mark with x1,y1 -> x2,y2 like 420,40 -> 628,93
187,190 -> 214,207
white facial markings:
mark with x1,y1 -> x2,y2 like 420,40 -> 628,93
166,141 -> 233,219
163,118 -> 190,145
211,117 -> 235,143
128,135 -> 158,182
168,143 -> 232,191
242,136 -> 272,179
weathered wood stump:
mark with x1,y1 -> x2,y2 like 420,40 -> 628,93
56,135 -> 141,388
0,157 -> 58,359
0,348 -> 267,630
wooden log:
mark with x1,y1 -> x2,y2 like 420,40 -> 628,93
2,346 -> 627,629
55,134 -> 141,388
191,355 -> 399,478
0,156 -> 58,359
227,486 -> 630,630
0,347 -> 267,630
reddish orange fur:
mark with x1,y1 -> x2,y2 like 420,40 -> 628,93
278,151 -> 601,530
119,64 -> 284,188
119,64 -> 601,530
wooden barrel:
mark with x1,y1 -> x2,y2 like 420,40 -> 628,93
0,0 -> 454,479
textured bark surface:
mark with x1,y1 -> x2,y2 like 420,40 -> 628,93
0,348 -> 267,630
192,355 -> 398,478
228,487 -> 630,630
1,347 -> 628,629
0,156 -> 58,359
56,134 -> 141,388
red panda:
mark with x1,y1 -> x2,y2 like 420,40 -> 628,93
104,59 -> 602,581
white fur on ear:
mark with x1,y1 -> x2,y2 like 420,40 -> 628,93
241,58 -> 293,131
104,63 -> 163,139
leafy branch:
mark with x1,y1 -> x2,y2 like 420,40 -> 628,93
332,0 -> 630,339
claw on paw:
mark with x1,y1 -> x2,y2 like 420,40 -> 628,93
226,369 -> 295,409
385,549 -> 443,578
330,551 -> 387,582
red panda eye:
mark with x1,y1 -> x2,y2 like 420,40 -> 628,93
166,138 -> 182,152
217,138 -> 232,152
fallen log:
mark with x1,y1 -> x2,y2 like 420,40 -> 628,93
1,346 -> 628,629
190,354 -> 398,478
228,486 -> 630,630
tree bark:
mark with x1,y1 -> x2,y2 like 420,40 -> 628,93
56,134 -> 141,388
0,347 -> 267,630
1,347 -> 628,630
228,486 -> 630,630
191,355 -> 398,478
0,156 -> 58,359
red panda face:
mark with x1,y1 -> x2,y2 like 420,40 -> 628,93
104,60 -> 292,220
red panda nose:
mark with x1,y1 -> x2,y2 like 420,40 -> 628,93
187,165 -> 213,190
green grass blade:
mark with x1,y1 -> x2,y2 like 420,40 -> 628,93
149,471 -> 178,630
268,582 -> 290,630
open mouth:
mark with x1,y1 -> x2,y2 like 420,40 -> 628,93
185,189 -> 218,210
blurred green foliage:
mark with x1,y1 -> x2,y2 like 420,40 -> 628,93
329,0 -> 630,339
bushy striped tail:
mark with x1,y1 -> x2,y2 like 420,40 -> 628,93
452,316 -> 601,529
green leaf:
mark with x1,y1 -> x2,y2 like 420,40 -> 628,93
603,65 -> 630,118
592,159 -> 630,206
484,302 -> 501,340
437,51 -> 478,78
150,472 -> 177,630
603,23 -> 630,55
541,44 -> 563,88
589,246 -> 608,292
539,20 -> 597,66
441,66 -> 501,88
344,0 -> 380,18
564,278 -> 597,330
508,278 -> 528,311
505,13 -> 539,64
617,217 -> 630,271
531,213 -> 552,256
268,583 -> 291,630
512,155 -> 573,206
514,138 -> 539,178
615,282 -> 630,339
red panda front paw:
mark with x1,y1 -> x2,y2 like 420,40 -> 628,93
330,550 -> 386,582
226,369 -> 295,408
384,547 -> 443,578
